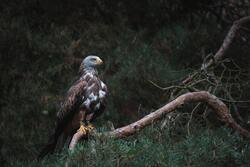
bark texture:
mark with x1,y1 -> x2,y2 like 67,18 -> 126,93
69,91 -> 250,150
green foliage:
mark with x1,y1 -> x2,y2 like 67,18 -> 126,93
11,123 -> 250,167
1,1 -> 250,166
62,125 -> 250,167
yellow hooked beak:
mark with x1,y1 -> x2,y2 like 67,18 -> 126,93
96,57 -> 103,65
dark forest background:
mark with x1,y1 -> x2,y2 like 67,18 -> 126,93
0,0 -> 250,166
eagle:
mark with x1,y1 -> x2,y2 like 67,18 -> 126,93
38,55 -> 108,159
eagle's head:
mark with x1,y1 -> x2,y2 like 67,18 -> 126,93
79,55 -> 103,73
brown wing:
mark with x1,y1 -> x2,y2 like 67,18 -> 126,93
57,79 -> 87,125
38,79 -> 87,159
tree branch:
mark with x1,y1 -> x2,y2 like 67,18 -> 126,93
182,16 -> 250,85
201,15 -> 250,70
69,91 -> 250,150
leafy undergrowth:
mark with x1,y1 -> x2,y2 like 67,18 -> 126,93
11,122 -> 250,167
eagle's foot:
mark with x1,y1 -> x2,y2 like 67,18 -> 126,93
78,124 -> 88,135
77,123 -> 94,135
87,123 -> 94,131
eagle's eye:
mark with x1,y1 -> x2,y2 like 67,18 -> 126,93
90,58 -> 96,62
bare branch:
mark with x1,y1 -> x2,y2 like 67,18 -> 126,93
202,16 -> 250,70
69,91 -> 250,150
187,103 -> 201,135
148,79 -> 202,92
109,91 -> 250,139
181,16 -> 250,86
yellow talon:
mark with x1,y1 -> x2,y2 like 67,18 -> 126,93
87,123 -> 94,130
77,123 -> 94,134
78,124 -> 88,134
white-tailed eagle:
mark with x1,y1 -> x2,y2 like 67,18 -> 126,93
38,55 -> 108,159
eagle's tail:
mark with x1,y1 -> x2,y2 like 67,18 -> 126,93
37,133 -> 59,160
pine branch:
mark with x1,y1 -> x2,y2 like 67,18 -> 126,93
69,91 -> 250,150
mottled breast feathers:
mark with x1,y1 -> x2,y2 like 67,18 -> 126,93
56,69 -> 108,128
